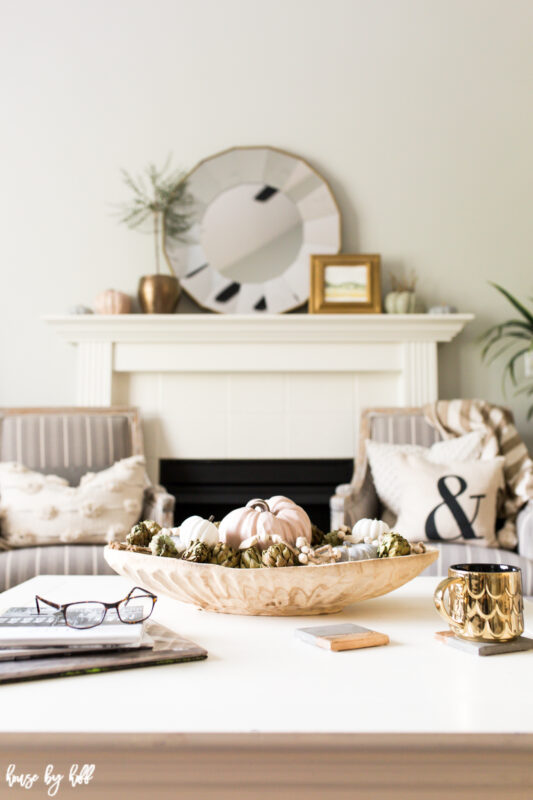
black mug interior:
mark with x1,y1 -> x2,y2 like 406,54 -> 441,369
451,563 -> 521,574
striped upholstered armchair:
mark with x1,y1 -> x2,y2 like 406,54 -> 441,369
0,407 -> 175,590
330,407 -> 533,594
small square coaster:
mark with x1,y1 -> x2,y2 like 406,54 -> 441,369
296,623 -> 389,652
435,630 -> 533,657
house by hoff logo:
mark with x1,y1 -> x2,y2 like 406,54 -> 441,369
5,764 -> 95,796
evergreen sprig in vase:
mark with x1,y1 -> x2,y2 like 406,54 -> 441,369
118,159 -> 192,313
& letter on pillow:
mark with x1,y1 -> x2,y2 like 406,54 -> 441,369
393,453 -> 505,547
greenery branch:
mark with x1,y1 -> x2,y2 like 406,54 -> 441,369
389,269 -> 417,293
480,282 -> 533,419
117,158 -> 193,276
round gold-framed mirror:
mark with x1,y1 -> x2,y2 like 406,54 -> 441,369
166,146 -> 341,313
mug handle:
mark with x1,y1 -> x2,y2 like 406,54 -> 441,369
434,577 -> 465,627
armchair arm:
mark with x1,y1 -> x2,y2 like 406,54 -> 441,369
330,485 -> 357,531
142,485 -> 175,528
517,501 -> 533,560
329,470 -> 380,530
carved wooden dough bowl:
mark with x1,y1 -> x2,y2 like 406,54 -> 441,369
104,546 -> 438,616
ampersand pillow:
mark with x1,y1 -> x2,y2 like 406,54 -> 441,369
393,453 -> 505,547
366,431 -> 484,517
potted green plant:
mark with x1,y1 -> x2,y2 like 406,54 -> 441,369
118,159 -> 192,313
481,283 -> 533,419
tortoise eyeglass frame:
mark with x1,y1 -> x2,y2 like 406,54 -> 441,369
34,586 -> 158,629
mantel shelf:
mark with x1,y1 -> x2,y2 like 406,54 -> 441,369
44,313 -> 474,344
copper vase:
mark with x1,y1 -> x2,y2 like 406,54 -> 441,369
138,275 -> 181,314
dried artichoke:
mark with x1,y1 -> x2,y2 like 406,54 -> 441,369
149,532 -> 179,558
182,540 -> 210,563
143,520 -> 162,537
323,530 -> 345,548
377,532 -> 411,558
262,542 -> 296,568
209,542 -> 240,568
126,521 -> 156,548
240,545 -> 263,569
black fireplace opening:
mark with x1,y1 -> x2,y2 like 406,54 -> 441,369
159,459 -> 353,532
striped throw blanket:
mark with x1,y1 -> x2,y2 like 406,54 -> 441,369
423,399 -> 533,550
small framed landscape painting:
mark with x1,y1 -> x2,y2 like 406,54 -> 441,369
309,254 -> 382,313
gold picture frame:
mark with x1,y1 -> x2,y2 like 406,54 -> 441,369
309,254 -> 382,314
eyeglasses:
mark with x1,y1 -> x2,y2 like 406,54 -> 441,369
35,586 -> 157,630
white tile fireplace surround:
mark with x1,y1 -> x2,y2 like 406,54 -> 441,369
45,314 -> 472,482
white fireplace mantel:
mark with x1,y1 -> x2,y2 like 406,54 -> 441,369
45,313 -> 472,403
45,313 -> 473,474
45,313 -> 472,346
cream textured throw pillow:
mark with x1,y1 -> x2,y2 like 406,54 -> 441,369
394,454 -> 505,547
366,431 -> 484,516
0,456 -> 145,547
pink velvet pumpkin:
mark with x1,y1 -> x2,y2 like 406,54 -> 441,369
219,496 -> 312,551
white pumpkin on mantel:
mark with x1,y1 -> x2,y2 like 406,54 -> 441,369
351,518 -> 390,543
179,515 -> 219,548
219,496 -> 312,551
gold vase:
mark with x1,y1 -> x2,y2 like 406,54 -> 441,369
138,275 -> 181,314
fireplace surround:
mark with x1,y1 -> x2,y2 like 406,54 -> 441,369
160,458 -> 353,530
45,313 -> 473,484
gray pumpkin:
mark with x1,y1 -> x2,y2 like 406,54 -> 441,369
334,541 -> 379,562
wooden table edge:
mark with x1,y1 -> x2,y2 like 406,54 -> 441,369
1,733 -> 532,800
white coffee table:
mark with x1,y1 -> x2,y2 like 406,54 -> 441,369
1,574 -> 532,799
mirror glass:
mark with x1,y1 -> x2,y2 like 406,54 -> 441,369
166,146 -> 341,314
202,183 -> 302,284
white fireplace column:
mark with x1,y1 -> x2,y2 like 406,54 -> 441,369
76,341 -> 113,406
402,340 -> 439,406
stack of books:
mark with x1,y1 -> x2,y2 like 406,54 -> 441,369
0,606 -> 207,683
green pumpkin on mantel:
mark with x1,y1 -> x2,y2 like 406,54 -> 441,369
384,290 -> 416,314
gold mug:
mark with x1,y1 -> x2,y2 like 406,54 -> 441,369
434,563 -> 524,642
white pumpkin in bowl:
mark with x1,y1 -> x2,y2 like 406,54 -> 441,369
179,515 -> 219,548
351,518 -> 390,543
219,496 -> 312,551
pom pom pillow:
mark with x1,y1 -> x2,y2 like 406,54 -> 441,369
366,431 -> 484,516
0,456 -> 145,547
393,453 -> 505,547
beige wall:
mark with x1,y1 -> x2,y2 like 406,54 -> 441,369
1,0 -> 532,447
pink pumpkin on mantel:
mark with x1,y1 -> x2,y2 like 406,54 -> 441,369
219,496 -> 312,551
94,289 -> 131,315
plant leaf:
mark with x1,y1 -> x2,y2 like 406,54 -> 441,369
489,283 -> 533,328
503,347 -> 530,387
481,320 -> 533,341
485,340 -> 520,365
481,328 -> 532,360
514,382 -> 533,397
